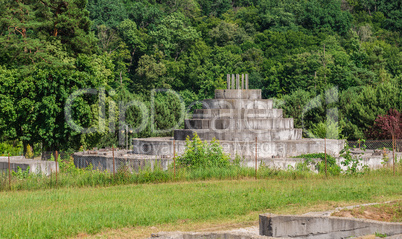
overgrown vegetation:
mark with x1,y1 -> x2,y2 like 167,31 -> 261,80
177,133 -> 231,169
295,153 -> 341,176
1,0 -> 402,153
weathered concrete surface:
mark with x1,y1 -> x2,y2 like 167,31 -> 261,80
133,138 -> 344,158
215,89 -> 262,100
202,99 -> 273,110
73,150 -> 170,172
0,156 -> 57,175
336,152 -> 402,171
174,129 -> 303,141
259,214 -> 402,239
185,118 -> 294,130
193,109 -> 284,119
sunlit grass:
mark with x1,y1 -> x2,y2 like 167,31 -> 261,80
0,168 -> 400,238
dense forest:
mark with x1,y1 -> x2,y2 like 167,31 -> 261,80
0,0 -> 401,153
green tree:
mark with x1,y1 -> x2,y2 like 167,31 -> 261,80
87,0 -> 128,29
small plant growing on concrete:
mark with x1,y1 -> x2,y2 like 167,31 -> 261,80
381,147 -> 389,166
25,144 -> 34,159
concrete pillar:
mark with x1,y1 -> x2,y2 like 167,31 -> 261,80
231,74 -> 235,89
241,74 -> 244,89
227,74 -> 230,89
246,74 -> 249,89
236,74 -> 240,90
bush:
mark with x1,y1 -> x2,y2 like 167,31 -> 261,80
25,144 -> 34,159
0,141 -> 23,156
296,153 -> 341,176
177,132 -> 231,169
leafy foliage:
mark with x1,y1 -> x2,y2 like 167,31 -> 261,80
178,133 -> 231,169
296,153 -> 341,176
1,0 -> 402,151
368,109 -> 402,139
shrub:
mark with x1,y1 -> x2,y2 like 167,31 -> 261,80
177,132 -> 231,169
25,144 -> 34,159
296,153 -> 341,176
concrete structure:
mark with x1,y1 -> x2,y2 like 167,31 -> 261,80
73,150 -> 169,172
259,214 -> 402,239
133,84 -> 344,159
0,156 -> 57,175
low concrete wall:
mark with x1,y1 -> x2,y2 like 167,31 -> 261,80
73,151 -> 170,172
259,214 -> 402,238
0,157 -> 57,175
133,138 -> 345,158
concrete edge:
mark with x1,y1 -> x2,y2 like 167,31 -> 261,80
259,213 -> 402,238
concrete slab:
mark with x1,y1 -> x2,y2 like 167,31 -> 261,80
259,214 -> 402,239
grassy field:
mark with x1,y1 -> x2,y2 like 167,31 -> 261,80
0,170 -> 401,239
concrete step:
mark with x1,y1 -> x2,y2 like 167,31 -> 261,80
214,89 -> 262,99
174,129 -> 302,141
185,118 -> 294,130
193,109 -> 283,119
202,99 -> 273,110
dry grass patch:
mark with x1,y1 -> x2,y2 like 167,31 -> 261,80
332,200 -> 402,222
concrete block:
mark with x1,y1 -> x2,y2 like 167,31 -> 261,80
215,89 -> 262,100
259,214 -> 402,239
73,150 -> 171,172
0,157 -> 57,175
193,109 -> 284,119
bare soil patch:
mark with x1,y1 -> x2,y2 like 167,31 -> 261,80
332,201 -> 402,222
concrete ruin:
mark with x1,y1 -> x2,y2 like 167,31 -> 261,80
259,214 -> 402,238
0,156 -> 57,176
150,202 -> 402,239
73,77 -> 402,172
133,76 -> 344,160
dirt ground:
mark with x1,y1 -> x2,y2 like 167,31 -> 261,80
332,200 -> 402,222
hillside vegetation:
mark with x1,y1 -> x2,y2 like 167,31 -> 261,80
1,0 -> 401,152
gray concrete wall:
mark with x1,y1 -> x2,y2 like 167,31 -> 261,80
259,214 -> 402,239
202,99 -> 273,110
133,138 -> 345,158
185,118 -> 294,130
174,129 -> 303,141
0,157 -> 57,175
215,89 -> 262,100
193,109 -> 283,119
73,151 -> 170,172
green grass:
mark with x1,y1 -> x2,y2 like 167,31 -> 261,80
0,170 -> 401,239
0,163 -> 322,191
